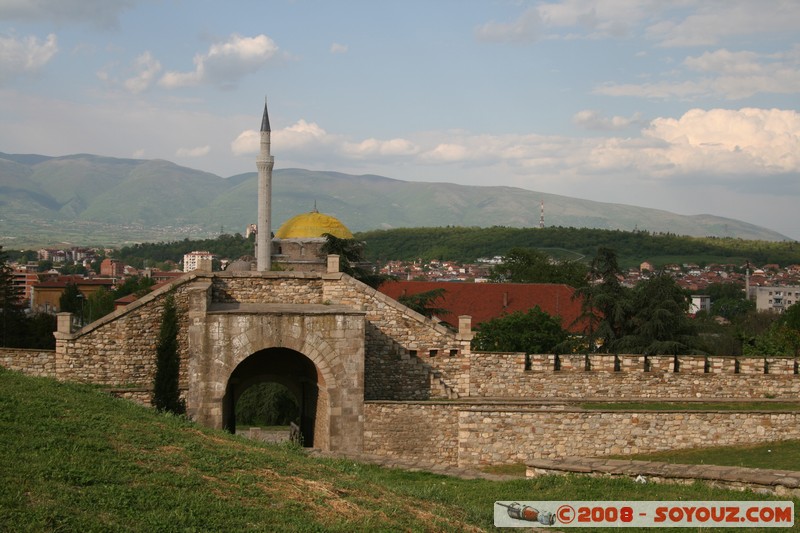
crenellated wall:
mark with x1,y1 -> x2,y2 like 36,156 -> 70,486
464,353 -> 800,399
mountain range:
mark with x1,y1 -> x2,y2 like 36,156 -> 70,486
0,152 -> 790,248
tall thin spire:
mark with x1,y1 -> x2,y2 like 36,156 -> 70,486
256,98 -> 274,271
261,98 -> 271,132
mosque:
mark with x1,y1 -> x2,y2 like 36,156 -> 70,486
241,100 -> 354,273
269,207 -> 354,272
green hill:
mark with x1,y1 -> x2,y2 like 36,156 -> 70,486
0,152 -> 791,247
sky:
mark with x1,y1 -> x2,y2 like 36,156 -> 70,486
1,0 -> 799,239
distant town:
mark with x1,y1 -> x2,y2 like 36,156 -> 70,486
8,244 -> 800,317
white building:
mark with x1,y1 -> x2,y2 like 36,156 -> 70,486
183,250 -> 215,272
753,285 -> 800,313
690,295 -> 711,315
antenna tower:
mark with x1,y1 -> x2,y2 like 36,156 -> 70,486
539,200 -> 545,229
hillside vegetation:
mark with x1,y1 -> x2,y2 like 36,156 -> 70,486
102,227 -> 800,271
2,369 -> 793,532
356,226 -> 800,268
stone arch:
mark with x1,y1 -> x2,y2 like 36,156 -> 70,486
188,309 -> 365,453
223,347 -> 326,448
219,327 -> 341,449
224,325 -> 339,394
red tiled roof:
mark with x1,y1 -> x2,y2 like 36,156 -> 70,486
378,281 -> 587,333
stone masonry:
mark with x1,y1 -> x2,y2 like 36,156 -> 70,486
1,267 -> 798,465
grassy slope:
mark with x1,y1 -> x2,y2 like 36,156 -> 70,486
1,368 -> 797,532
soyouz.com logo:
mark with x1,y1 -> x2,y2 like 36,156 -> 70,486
494,501 -> 794,528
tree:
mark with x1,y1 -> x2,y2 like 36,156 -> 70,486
86,288 -> 116,323
19,312 -> 57,350
472,306 -> 567,354
616,273 -> 701,355
489,248 -> 587,287
320,233 -> 388,288
235,382 -> 299,427
744,302 -> 800,357
152,294 -> 183,414
0,246 -> 26,347
59,283 -> 82,314
398,288 -> 448,318
704,282 -> 753,320
572,247 -> 631,352
115,275 -> 155,298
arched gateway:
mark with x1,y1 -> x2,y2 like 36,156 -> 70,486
223,347 -> 323,445
49,268 -> 468,456
184,277 -> 366,452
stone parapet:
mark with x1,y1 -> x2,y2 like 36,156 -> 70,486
465,353 -> 800,400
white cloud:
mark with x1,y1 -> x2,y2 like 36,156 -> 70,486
343,138 -> 419,158
0,32 -> 57,83
648,1 -> 800,48
475,1 -> 659,43
475,1 -> 800,47
232,120 -> 332,156
642,108 -> 800,176
231,108 -> 799,190
573,109 -> 644,130
122,51 -> 161,93
160,34 -> 278,89
330,42 -> 348,54
475,8 -> 543,43
595,46 -> 800,100
176,145 -> 210,157
230,129 -> 259,156
0,0 -> 136,29
232,120 -> 421,164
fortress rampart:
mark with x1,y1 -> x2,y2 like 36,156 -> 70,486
1,269 -> 798,465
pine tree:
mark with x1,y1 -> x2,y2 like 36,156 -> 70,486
152,294 -> 183,413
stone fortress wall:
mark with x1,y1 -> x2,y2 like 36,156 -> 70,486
1,269 -> 799,468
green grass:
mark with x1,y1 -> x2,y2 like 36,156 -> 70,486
618,440 -> 800,471
1,367 -> 797,532
581,401 -> 800,411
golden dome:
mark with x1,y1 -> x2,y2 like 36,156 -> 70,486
275,211 -> 353,239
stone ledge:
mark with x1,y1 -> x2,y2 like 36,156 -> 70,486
527,458 -> 800,496
207,302 -> 365,315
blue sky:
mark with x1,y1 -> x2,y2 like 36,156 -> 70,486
1,0 -> 799,239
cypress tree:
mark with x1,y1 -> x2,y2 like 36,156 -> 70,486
0,246 -> 27,347
152,293 -> 183,413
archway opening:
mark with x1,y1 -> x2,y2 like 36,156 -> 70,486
222,347 -> 326,448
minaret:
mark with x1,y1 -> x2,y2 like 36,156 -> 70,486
256,99 -> 274,271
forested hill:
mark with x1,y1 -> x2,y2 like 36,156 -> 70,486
355,227 -> 800,268
106,227 -> 800,270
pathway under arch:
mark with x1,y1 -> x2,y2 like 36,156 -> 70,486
185,293 -> 366,453
223,347 -> 325,447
